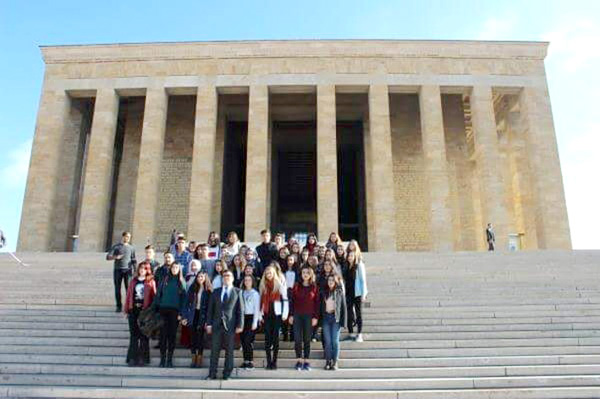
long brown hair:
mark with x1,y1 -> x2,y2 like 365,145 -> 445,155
190,271 -> 213,293
299,266 -> 316,286
347,239 -> 363,262
136,261 -> 154,282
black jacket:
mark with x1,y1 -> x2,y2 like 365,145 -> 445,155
320,287 -> 347,329
256,242 -> 278,271
182,288 -> 210,330
206,286 -> 244,333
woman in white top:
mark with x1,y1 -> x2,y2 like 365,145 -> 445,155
223,231 -> 242,256
282,254 -> 298,342
240,275 -> 261,370
259,264 -> 289,370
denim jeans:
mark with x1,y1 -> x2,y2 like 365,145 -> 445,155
322,313 -> 340,362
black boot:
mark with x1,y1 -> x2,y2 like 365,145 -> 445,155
159,353 -> 166,368
272,349 -> 278,370
266,349 -> 272,370
166,351 -> 174,368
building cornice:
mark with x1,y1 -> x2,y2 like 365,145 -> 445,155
40,39 -> 549,64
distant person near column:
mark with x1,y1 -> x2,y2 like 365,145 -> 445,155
106,232 -> 137,312
0,229 -> 5,249
486,223 -> 495,251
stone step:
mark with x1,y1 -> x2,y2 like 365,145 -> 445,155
6,335 -> 600,349
6,302 -> 600,313
5,353 -> 600,368
7,307 -> 600,319
5,307 -> 600,323
4,318 -> 600,334
5,296 -> 600,308
4,327 -> 600,341
4,322 -> 600,338
3,344 -> 600,358
1,372 -> 600,391
4,385 -> 600,399
4,362 -> 600,379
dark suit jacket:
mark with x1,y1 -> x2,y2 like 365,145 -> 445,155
206,286 -> 244,333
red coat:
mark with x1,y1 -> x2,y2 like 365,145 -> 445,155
124,278 -> 157,314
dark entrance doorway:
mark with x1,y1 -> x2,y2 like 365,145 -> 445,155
271,121 -> 317,237
337,121 -> 368,250
221,121 -> 247,240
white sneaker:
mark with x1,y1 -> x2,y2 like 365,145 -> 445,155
355,334 -> 364,343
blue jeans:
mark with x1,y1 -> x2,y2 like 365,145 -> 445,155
322,313 -> 340,362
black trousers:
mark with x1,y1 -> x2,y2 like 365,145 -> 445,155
264,313 -> 282,357
209,327 -> 236,377
347,296 -> 363,334
159,308 -> 179,356
113,269 -> 130,308
240,314 -> 256,362
293,314 -> 312,359
126,306 -> 149,363
190,310 -> 205,356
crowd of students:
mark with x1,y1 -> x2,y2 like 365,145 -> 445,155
107,229 -> 368,379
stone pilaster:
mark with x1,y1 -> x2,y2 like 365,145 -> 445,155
419,85 -> 453,251
317,85 -> 339,239
244,85 -> 269,242
366,84 -> 397,251
188,85 -> 218,241
470,86 -> 509,250
519,86 -> 572,249
77,89 -> 120,252
131,87 -> 168,249
17,87 -> 71,251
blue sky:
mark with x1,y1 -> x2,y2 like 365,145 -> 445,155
1,0 -> 599,251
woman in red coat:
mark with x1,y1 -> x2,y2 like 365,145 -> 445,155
124,261 -> 157,366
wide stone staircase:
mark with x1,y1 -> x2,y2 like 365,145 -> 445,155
1,250 -> 600,398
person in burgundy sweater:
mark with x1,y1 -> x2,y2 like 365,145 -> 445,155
289,266 -> 320,371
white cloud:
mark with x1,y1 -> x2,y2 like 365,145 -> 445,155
561,123 -> 600,249
543,19 -> 600,72
478,16 -> 519,40
0,139 -> 32,189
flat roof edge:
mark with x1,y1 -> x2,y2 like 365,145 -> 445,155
39,39 -> 549,64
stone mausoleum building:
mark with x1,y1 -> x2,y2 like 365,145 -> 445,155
17,40 -> 571,253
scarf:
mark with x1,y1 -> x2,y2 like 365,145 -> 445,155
260,279 -> 281,315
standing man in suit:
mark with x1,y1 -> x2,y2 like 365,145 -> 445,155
205,270 -> 244,380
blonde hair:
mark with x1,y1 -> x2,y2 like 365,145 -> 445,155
259,265 -> 283,295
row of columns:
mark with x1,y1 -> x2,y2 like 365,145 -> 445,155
18,82 -> 571,252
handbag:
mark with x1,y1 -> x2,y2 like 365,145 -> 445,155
138,307 -> 164,339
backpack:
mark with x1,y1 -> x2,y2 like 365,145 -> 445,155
138,307 -> 163,339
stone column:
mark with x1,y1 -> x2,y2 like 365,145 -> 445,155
131,87 -> 168,249
519,85 -> 571,249
77,89 -> 120,252
17,87 -> 71,251
419,85 -> 453,251
366,84 -> 397,251
244,85 -> 269,242
470,86 -> 509,251
317,85 -> 339,240
188,85 -> 218,241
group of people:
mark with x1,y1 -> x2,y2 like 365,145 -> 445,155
107,229 -> 368,380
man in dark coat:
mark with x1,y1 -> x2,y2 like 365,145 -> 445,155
205,270 -> 244,380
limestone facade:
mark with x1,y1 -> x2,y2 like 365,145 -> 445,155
17,40 -> 571,252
